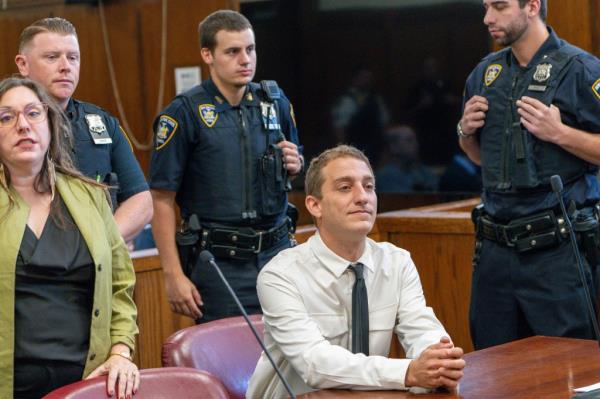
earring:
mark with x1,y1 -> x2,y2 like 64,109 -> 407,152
47,153 -> 56,201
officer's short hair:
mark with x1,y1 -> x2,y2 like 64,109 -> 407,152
305,145 -> 374,200
198,10 -> 253,52
19,17 -> 77,53
518,0 -> 547,21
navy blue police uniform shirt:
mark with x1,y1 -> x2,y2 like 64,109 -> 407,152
65,99 -> 149,204
149,79 -> 300,227
462,27 -> 600,221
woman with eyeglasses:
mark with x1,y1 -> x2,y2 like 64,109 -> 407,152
0,77 -> 139,399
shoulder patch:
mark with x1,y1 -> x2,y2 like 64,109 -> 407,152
198,104 -> 218,128
592,78 -> 600,100
484,64 -> 503,87
156,115 -> 178,150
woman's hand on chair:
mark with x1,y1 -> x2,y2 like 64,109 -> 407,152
87,348 -> 139,399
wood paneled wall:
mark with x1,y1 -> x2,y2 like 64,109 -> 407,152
0,0 -> 596,175
0,0 -> 238,172
547,0 -> 600,54
379,199 -> 479,355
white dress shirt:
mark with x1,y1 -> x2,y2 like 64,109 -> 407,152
246,233 -> 449,399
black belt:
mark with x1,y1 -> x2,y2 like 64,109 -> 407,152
199,220 -> 290,260
478,210 -> 567,252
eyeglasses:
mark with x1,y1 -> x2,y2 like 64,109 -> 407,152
0,103 -> 49,128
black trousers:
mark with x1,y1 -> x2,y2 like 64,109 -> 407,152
14,359 -> 84,399
191,236 -> 291,323
469,238 -> 597,350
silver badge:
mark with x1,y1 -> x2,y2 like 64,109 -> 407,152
85,114 -> 107,134
84,114 -> 111,144
533,63 -> 552,83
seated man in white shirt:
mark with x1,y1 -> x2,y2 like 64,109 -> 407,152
247,145 -> 465,398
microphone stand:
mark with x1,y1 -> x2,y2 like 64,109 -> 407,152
551,175 -> 600,346
199,250 -> 297,398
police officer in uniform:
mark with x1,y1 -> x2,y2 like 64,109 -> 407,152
15,17 -> 152,243
459,0 -> 600,349
150,10 -> 303,322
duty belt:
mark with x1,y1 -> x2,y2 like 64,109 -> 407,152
478,210 -> 568,252
197,220 -> 290,260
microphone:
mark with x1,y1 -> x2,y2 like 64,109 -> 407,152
199,250 -> 296,399
550,175 -> 600,346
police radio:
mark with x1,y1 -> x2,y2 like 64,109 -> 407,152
260,80 -> 292,192
260,80 -> 282,102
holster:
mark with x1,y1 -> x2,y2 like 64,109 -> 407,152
575,206 -> 600,268
286,203 -> 299,233
175,214 -> 202,277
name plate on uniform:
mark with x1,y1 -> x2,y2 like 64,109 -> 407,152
528,84 -> 547,92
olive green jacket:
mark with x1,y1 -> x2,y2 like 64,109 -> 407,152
0,173 -> 138,398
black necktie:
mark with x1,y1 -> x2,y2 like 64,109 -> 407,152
349,263 -> 369,355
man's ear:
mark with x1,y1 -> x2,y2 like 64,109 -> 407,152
15,54 -> 29,76
200,47 -> 213,66
305,195 -> 322,221
528,0 -> 541,18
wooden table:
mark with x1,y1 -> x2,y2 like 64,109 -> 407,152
300,336 -> 600,398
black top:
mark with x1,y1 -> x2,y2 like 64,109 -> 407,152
65,98 -> 149,204
462,27 -> 600,220
14,197 -> 95,365
149,79 -> 301,226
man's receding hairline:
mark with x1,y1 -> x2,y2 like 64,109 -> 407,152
20,31 -> 79,54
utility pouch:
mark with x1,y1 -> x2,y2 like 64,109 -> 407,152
258,144 -> 287,216
575,208 -> 600,268
286,203 -> 299,233
471,204 -> 484,236
513,231 -> 560,252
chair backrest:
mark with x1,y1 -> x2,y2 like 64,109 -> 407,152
162,314 -> 264,399
42,367 -> 230,399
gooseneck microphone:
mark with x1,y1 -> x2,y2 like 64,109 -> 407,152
550,175 -> 600,346
199,250 -> 296,399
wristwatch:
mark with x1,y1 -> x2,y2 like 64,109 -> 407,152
457,121 -> 475,139
110,349 -> 133,361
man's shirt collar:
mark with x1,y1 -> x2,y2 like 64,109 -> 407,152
309,232 -> 375,279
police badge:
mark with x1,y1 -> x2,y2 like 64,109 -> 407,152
533,63 -> 552,82
84,114 -> 112,144
199,104 -> 218,128
484,64 -> 503,87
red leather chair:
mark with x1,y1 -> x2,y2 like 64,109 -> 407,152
162,314 -> 264,399
42,367 -> 229,399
